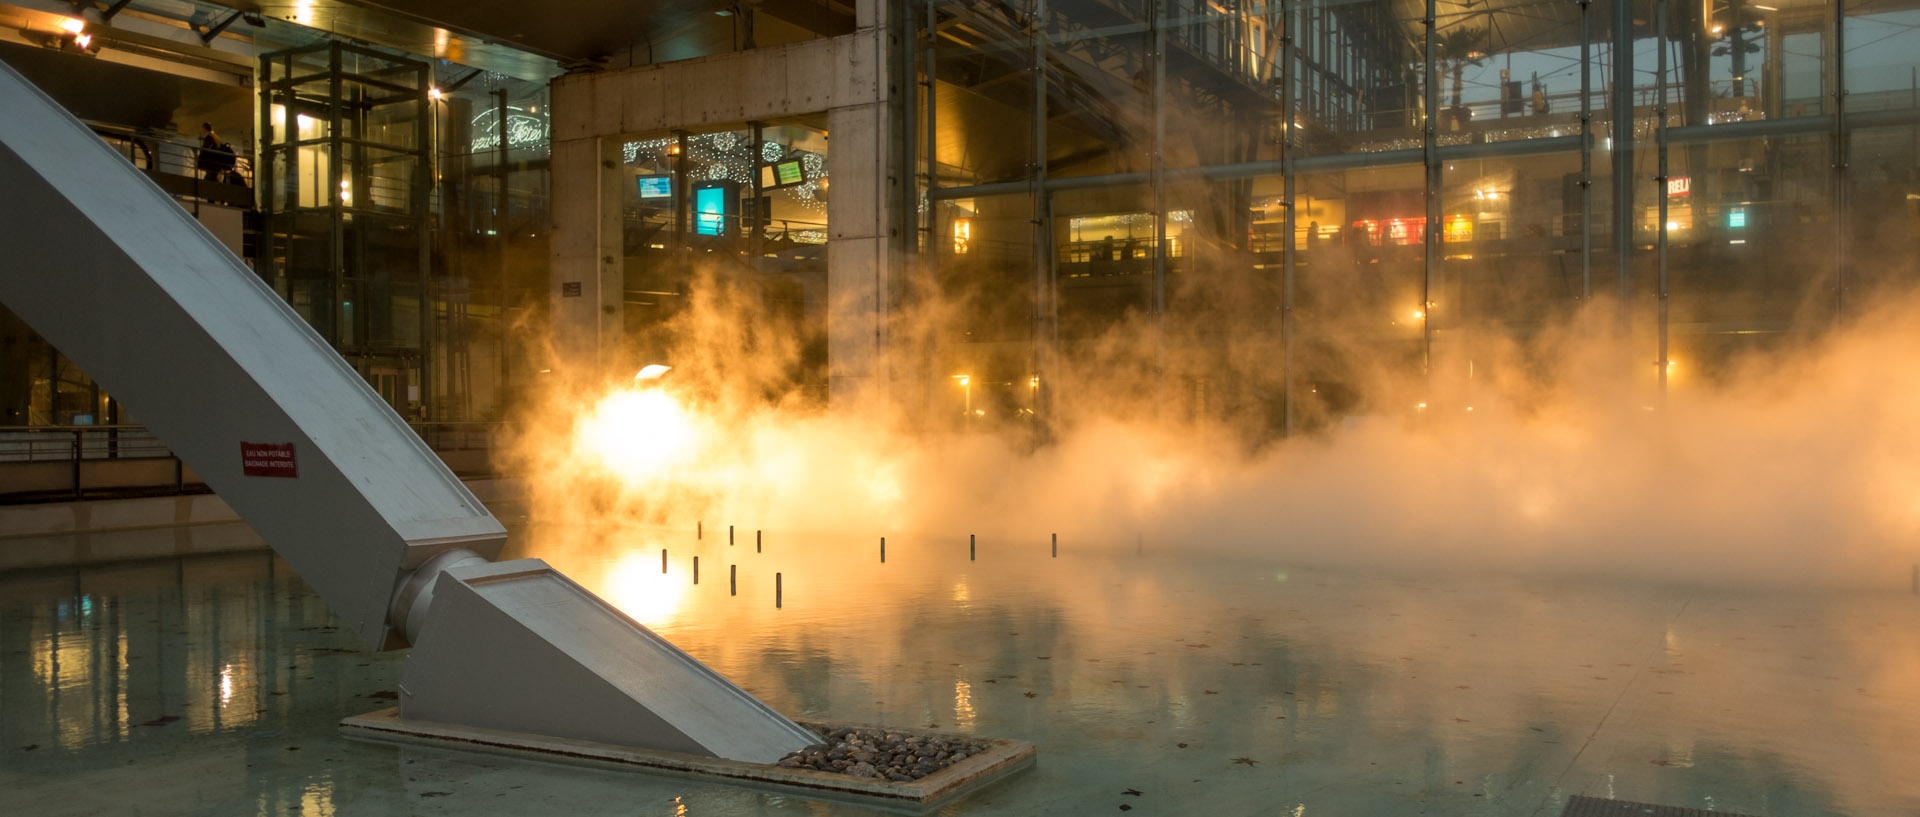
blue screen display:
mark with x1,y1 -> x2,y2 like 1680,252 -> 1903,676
694,186 -> 727,236
637,175 -> 671,199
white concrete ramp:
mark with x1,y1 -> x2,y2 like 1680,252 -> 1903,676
0,59 -> 815,763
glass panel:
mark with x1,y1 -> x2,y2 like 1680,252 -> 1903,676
928,0 -> 1036,185
1844,0 -> 1920,110
932,193 -> 1039,429
1845,124 -> 1920,299
1446,0 -> 1585,144
1046,0 -> 1153,177
1442,151 -> 1588,332
1662,133 -> 1833,383
1300,0 -> 1425,153
1053,184 -> 1160,340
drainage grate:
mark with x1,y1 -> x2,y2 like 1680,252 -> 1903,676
1563,795 -> 1759,817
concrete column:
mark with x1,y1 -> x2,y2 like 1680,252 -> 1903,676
548,134 -> 625,377
826,29 -> 893,406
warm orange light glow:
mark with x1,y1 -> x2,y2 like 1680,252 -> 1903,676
576,389 -> 699,483
601,551 -> 689,627
58,17 -> 84,33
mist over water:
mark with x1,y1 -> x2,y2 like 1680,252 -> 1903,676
505,267 -> 1920,590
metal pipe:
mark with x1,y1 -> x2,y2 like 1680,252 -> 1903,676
1612,0 -> 1635,338
1029,0 -> 1050,432
328,44 -> 345,348
1657,0 -> 1670,404
1280,0 -> 1296,437
928,138 -> 1582,203
925,0 -> 941,425
750,121 -> 765,266
1580,0 -> 1592,300
1833,0 -> 1849,323
1421,0 -> 1438,380
900,0 -> 918,261
1151,0 -> 1169,413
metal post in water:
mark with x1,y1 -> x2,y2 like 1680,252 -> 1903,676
757,530 -> 762,553
970,534 -> 975,561
776,572 -> 783,608
881,537 -> 886,563
730,564 -> 737,596
698,521 -> 703,540
661,548 -> 667,574
730,525 -> 734,545
693,556 -> 699,585
1052,532 -> 1057,558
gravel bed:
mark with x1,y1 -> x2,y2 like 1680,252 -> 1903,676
775,726 -> 994,782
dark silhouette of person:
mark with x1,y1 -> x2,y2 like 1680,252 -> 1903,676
196,122 -> 236,183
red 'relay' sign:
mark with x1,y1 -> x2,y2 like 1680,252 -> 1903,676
241,442 -> 298,477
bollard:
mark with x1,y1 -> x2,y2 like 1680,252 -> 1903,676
730,525 -> 734,546
693,556 -> 700,585
881,537 -> 886,563
757,530 -> 762,553
730,564 -> 737,596
661,548 -> 667,574
776,572 -> 783,608
970,534 -> 976,561
698,521 -> 703,540
1052,532 -> 1057,558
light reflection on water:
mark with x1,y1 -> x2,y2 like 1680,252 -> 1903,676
1,542 -> 1916,815
524,523 -> 1920,816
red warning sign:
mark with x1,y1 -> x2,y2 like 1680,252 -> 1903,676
241,442 -> 298,478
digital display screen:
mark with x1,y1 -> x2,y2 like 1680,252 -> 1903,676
637,174 -> 671,199
776,160 -> 805,186
694,185 -> 727,236
759,160 -> 808,189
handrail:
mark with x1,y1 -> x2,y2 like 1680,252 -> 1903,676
0,422 -> 510,502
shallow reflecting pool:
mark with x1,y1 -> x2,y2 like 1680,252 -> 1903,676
2,525 -> 1917,816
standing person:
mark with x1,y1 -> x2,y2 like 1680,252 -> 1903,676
196,122 -> 235,182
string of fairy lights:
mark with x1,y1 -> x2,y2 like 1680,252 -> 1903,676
622,133 -> 829,216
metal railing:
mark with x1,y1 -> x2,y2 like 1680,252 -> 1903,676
90,122 -> 256,190
0,422 -> 507,503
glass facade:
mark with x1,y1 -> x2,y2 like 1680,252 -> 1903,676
615,120 -> 833,400
913,0 -> 1920,433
